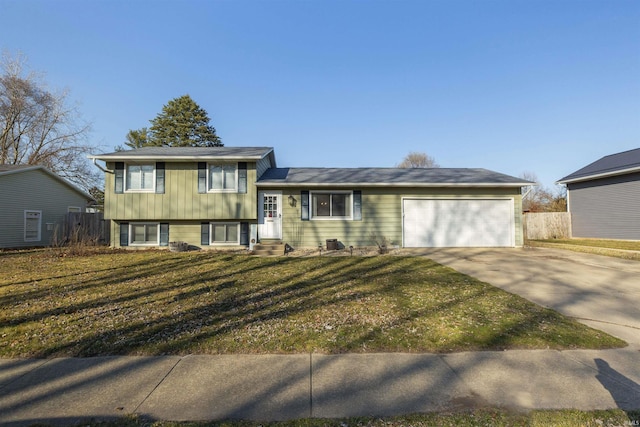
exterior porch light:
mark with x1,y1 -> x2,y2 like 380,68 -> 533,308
288,194 -> 297,207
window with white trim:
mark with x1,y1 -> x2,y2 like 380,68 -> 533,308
68,206 -> 82,213
24,210 -> 42,242
209,164 -> 237,192
311,192 -> 352,219
211,223 -> 239,244
126,164 -> 155,191
130,223 -> 159,245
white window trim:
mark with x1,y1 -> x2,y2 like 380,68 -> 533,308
207,163 -> 238,193
67,206 -> 82,213
125,163 -> 156,193
210,222 -> 241,245
129,222 -> 160,246
24,210 -> 42,242
310,191 -> 353,220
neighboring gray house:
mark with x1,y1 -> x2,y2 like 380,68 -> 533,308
0,165 -> 95,249
557,148 -> 640,240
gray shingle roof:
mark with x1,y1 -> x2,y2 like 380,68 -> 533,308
558,148 -> 640,183
257,168 -> 530,187
89,146 -> 274,161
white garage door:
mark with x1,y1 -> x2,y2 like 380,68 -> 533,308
403,199 -> 514,247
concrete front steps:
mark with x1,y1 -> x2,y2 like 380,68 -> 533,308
252,242 -> 286,256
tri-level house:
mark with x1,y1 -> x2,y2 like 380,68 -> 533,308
89,146 -> 530,249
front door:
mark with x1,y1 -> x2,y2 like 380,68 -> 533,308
258,191 -> 282,240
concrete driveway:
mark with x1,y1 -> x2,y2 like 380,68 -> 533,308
416,247 -> 640,347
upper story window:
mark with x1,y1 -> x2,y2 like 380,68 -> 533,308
115,162 -> 164,194
209,164 -> 237,192
126,164 -> 155,192
311,191 -> 352,219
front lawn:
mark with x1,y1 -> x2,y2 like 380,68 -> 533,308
529,238 -> 640,260
0,250 -> 625,357
69,408 -> 640,427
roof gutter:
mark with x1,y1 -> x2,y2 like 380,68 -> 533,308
557,165 -> 640,185
89,155 -> 269,161
255,182 -> 530,188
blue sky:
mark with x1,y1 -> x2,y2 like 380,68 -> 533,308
2,0 -> 639,189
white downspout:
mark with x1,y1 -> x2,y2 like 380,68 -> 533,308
92,158 -> 113,174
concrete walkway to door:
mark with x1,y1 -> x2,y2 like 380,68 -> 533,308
414,247 -> 640,347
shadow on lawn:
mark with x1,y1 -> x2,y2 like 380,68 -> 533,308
2,253 -> 413,356
0,251 -> 635,425
0,250 -> 622,359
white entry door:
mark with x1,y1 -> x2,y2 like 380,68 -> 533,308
258,191 -> 282,240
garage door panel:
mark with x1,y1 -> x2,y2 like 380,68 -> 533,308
403,199 -> 513,247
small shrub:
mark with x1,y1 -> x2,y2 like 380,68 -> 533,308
49,223 -> 106,257
370,232 -> 390,254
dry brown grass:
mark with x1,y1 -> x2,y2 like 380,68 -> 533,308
0,250 -> 625,357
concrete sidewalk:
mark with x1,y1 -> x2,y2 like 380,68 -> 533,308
1,349 -> 639,426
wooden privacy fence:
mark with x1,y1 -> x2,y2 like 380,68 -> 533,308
523,212 -> 571,240
58,212 -> 110,245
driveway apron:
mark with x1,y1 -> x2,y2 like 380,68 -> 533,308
417,247 -> 640,347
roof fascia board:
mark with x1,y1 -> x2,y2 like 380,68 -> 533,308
88,148 -> 274,162
0,165 -> 42,176
557,166 -> 640,184
256,182 -> 528,188
88,155 -> 268,161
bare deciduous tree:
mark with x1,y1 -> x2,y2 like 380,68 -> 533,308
520,171 -> 567,212
0,51 -> 98,191
396,151 -> 439,168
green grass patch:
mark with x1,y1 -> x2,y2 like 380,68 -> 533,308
0,250 -> 625,357
529,238 -> 640,261
60,409 -> 640,427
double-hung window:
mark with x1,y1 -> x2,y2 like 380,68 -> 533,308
126,164 -> 155,192
211,223 -> 239,244
24,210 -> 42,242
311,192 -> 352,219
209,164 -> 237,192
130,223 -> 158,245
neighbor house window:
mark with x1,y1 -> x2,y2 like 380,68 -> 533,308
126,164 -> 155,191
67,206 -> 82,213
130,223 -> 158,245
311,192 -> 352,219
24,210 -> 42,242
209,164 -> 237,192
211,223 -> 239,244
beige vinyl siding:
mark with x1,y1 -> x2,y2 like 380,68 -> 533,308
105,162 -> 258,221
273,187 -> 523,248
0,169 -> 90,248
